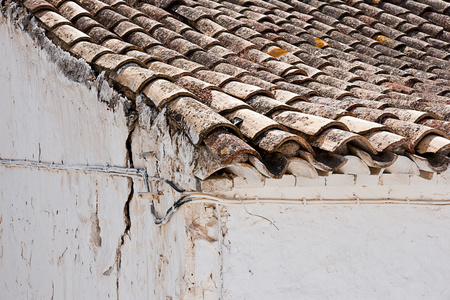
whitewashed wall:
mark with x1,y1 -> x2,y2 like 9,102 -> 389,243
0,11 -> 194,299
219,204 -> 450,299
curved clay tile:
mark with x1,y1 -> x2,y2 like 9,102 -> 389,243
309,128 -> 376,154
246,95 -> 291,116
382,118 -> 444,147
315,75 -> 356,91
102,38 -> 142,53
304,82 -> 353,99
309,97 -> 365,111
363,130 -> 414,153
255,129 -> 314,155
348,145 -> 397,168
188,50 -> 225,68
87,26 -> 118,44
322,66 -> 363,83
147,61 -> 191,78
207,90 -> 252,114
273,89 -> 308,104
78,0 -> 108,16
163,17 -> 192,34
34,10 -> 72,30
132,16 -> 163,33
259,152 -> 290,178
49,24 -> 94,50
239,75 -> 280,91
337,116 -> 388,134
221,81 -> 273,100
286,157 -> 318,179
194,18 -> 227,37
290,101 -> 349,120
203,129 -> 260,165
127,32 -> 161,50
419,119 -> 450,136
426,153 -> 450,173
126,50 -> 163,64
74,15 -> 104,32
111,66 -> 171,99
113,21 -> 146,39
272,111 -> 348,136
226,109 -> 285,141
350,107 -> 398,123
70,41 -> 113,64
142,79 -> 195,108
166,96 -> 239,145
183,31 -> 219,48
92,53 -> 146,74
406,153 -> 447,173
383,107 -> 437,123
24,0 -> 56,13
195,70 -> 236,87
298,150 -> 347,172
336,155 -> 371,175
344,97 -> 390,109
214,63 -> 249,77
173,4 -> 210,23
115,4 -> 146,19
176,75 -> 219,91
59,1 -> 90,22
248,153 -> 289,179
415,135 -> 450,155
95,9 -> 127,29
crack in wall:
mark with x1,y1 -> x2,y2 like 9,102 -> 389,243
115,113 -> 138,300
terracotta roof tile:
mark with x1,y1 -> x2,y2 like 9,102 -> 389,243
111,66 -> 170,98
87,26 -> 118,43
74,15 -> 103,32
92,53 -> 146,73
24,0 -> 56,13
49,24 -> 93,50
59,1 -> 90,22
78,0 -> 108,16
70,40 -> 113,63
34,9 -> 72,30
21,0 -> 450,178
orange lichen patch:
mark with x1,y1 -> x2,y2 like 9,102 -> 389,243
372,0 -> 381,4
373,35 -> 393,44
268,47 -> 288,58
314,38 -> 330,49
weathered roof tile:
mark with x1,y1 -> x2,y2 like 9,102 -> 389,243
59,1 -> 90,22
25,0 -> 450,178
92,53 -> 145,74
167,97 -> 239,145
142,79 -> 194,108
24,0 -> 56,13
49,24 -> 93,50
34,9 -> 71,30
112,66 -> 170,99
70,40 -> 113,63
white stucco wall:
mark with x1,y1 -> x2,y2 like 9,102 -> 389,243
220,204 -> 450,299
0,11 -> 194,299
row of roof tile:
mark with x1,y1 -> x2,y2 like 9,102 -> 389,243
15,0 -> 450,180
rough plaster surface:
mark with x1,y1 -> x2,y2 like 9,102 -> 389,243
220,204 -> 450,299
0,10 -> 196,299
